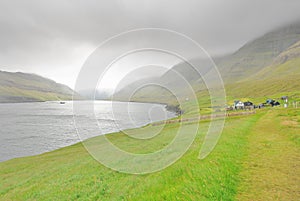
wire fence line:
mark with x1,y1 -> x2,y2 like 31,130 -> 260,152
152,111 -> 256,126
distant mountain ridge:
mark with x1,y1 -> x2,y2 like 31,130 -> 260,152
113,21 -> 300,103
0,70 -> 80,103
216,21 -> 300,82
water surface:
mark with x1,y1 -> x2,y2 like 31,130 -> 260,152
0,101 -> 175,162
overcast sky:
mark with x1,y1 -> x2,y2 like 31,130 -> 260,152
1,0 -> 300,89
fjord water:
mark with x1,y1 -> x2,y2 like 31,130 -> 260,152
0,101 -> 176,162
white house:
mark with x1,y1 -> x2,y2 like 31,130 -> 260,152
234,100 -> 244,109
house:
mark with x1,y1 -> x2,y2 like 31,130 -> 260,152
266,99 -> 274,104
266,99 -> 280,107
234,100 -> 244,110
244,101 -> 254,110
258,103 -> 265,109
244,101 -> 253,106
271,101 -> 280,107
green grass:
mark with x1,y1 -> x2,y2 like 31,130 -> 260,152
237,108 -> 300,200
0,112 -> 258,200
1,108 -> 299,200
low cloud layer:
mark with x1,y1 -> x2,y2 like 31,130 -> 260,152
0,0 -> 300,88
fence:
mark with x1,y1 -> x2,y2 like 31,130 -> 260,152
152,111 -> 256,126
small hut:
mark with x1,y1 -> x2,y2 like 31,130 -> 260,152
281,96 -> 288,102
281,96 -> 288,108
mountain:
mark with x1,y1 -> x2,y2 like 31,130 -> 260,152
216,22 -> 300,82
226,38 -> 300,98
112,21 -> 300,104
77,88 -> 114,100
112,58 -> 212,103
0,70 -> 80,103
247,39 -> 300,80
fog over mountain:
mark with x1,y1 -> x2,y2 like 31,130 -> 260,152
113,21 -> 300,103
0,0 -> 300,90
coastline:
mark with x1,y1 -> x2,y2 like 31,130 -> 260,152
0,100 -> 177,163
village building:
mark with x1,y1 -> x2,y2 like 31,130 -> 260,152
234,100 -> 244,110
244,101 -> 254,110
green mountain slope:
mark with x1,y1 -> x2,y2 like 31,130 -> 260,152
217,22 -> 300,82
0,70 -> 79,103
112,58 -> 210,104
226,39 -> 300,101
113,22 -> 300,109
251,39 -> 300,79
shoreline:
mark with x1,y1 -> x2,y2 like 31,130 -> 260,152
0,99 -> 183,117
0,100 -> 178,163
2,108 -> 258,163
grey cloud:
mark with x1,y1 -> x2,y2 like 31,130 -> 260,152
0,0 -> 300,87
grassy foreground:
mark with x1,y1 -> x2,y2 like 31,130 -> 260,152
0,108 -> 299,200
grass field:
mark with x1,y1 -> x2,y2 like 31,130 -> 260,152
237,109 -> 300,200
0,107 -> 299,200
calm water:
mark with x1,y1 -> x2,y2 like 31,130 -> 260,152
0,101 -> 175,162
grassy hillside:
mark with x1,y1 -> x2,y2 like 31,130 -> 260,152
112,58 -> 211,107
217,22 -> 300,82
0,108 -> 299,200
246,39 -> 300,80
0,70 -> 80,103
113,23 -> 300,110
225,39 -> 300,103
